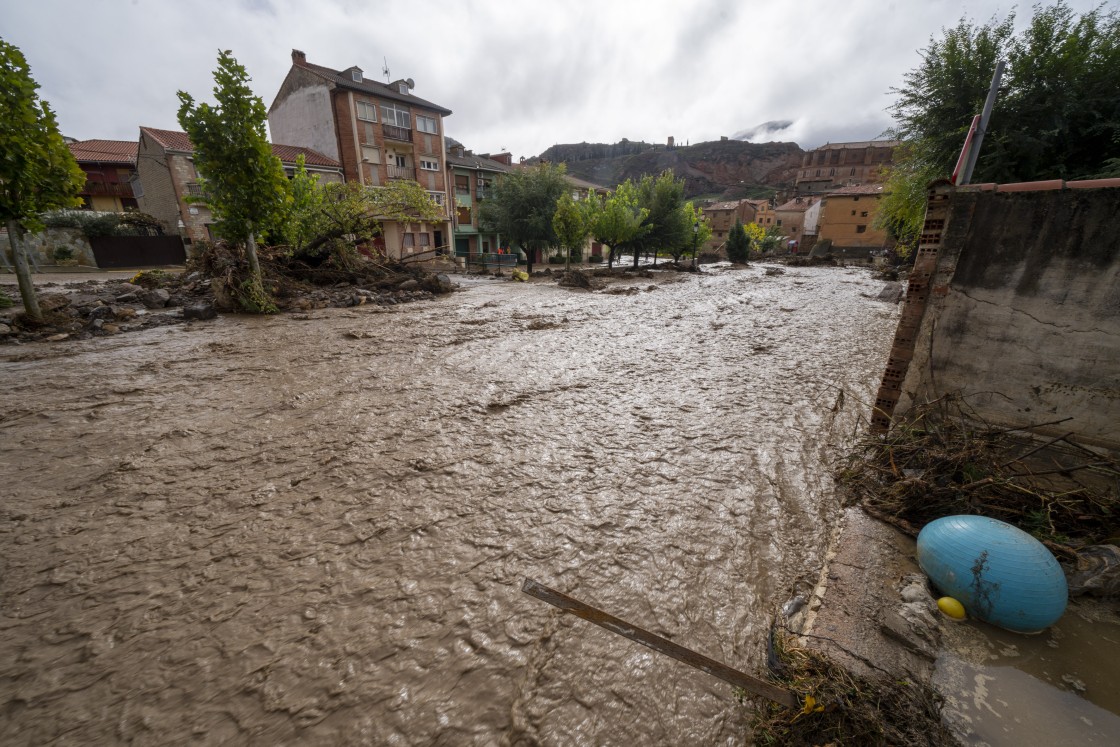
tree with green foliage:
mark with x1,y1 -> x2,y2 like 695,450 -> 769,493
478,163 -> 567,274
879,2 -> 1120,248
0,38 -> 85,321
273,155 -> 323,253
680,202 -> 711,265
725,219 -> 750,263
178,50 -> 290,311
587,179 -> 649,269
551,192 -> 589,269
632,170 -> 692,268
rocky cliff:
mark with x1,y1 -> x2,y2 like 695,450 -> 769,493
535,139 -> 805,199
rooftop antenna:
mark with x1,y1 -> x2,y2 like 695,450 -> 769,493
382,57 -> 390,83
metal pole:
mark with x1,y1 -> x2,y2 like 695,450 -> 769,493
521,578 -> 799,709
959,60 -> 1005,185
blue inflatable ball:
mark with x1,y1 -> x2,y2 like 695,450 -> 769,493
916,515 -> 1068,634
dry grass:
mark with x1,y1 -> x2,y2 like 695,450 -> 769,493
748,631 -> 958,746
838,396 -> 1120,551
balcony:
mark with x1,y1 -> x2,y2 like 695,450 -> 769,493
83,181 -> 135,198
382,124 -> 412,142
387,164 -> 412,180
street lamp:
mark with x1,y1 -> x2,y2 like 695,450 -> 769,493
692,221 -> 699,270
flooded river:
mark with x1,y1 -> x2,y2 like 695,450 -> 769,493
1,265 -> 897,745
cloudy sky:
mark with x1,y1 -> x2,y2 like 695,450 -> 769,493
4,0 -> 1108,159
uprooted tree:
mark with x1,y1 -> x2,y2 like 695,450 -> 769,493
178,49 -> 291,312
276,178 -> 443,263
0,37 -> 85,321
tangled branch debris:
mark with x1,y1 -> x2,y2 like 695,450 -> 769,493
838,396 -> 1120,551
749,631 -> 957,746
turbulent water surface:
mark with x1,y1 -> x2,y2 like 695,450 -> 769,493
1,265 -> 897,745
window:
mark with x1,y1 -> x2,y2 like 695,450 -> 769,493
356,101 -> 376,122
420,158 -> 439,171
850,168 -> 856,176
381,103 -> 410,128
776,219 -> 782,227
851,210 -> 856,216
361,145 -> 381,163
456,205 -> 471,224
416,115 -> 438,134
455,174 -> 469,195
856,225 -> 867,233
394,154 -> 407,168
419,233 -> 430,247
351,70 -> 363,83
398,82 -> 409,94
403,232 -> 415,248
829,168 -> 836,176
815,169 -> 821,176
427,191 -> 445,206
860,211 -> 868,217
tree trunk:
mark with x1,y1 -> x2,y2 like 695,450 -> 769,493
632,246 -> 641,269
245,228 -> 262,281
607,246 -> 614,269
524,245 -> 533,276
6,220 -> 42,321
565,246 -> 571,271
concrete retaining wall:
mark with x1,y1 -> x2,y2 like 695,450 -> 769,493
896,186 -> 1120,450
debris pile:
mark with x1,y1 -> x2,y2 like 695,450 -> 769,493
838,396 -> 1120,555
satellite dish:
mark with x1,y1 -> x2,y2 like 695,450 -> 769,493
406,78 -> 415,89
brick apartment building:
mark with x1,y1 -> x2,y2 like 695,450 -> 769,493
268,49 -> 453,258
795,140 -> 900,195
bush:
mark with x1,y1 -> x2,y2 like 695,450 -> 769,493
52,246 -> 75,261
40,210 -> 163,238
548,254 -> 567,264
589,254 -> 604,263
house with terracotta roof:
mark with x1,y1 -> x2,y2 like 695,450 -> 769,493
268,49 -> 453,258
774,196 -> 820,249
699,199 -> 761,252
816,184 -> 891,255
67,140 -> 139,212
135,126 -> 342,246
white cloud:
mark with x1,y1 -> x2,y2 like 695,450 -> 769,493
2,0 -> 1107,159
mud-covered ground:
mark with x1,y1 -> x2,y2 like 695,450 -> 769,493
0,265 -> 897,745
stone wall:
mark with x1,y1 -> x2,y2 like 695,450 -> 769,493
896,185 -> 1120,451
0,227 -> 97,267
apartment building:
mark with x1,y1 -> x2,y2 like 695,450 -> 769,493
816,184 -> 890,255
269,49 -> 453,257
446,145 -> 512,256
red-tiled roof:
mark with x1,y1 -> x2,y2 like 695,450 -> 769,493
270,143 -> 341,168
140,126 -> 193,152
139,126 -> 340,168
775,197 -> 818,212
810,139 -> 902,151
68,139 -> 137,164
704,201 -> 742,211
826,184 -> 885,196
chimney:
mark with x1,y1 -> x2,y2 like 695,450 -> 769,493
490,153 -> 512,166
292,49 -> 307,65
667,136 -> 675,148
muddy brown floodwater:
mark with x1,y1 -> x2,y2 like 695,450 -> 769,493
1,265 -> 897,745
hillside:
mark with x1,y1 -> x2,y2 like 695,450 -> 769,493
535,139 -> 805,199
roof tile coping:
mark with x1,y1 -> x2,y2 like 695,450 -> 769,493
295,59 -> 452,116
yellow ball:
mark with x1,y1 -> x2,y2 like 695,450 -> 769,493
937,597 -> 967,620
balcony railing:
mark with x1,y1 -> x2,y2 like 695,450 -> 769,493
387,164 -> 412,180
84,181 -> 135,197
382,124 -> 412,142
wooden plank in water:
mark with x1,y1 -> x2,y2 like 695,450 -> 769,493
521,578 -> 798,710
